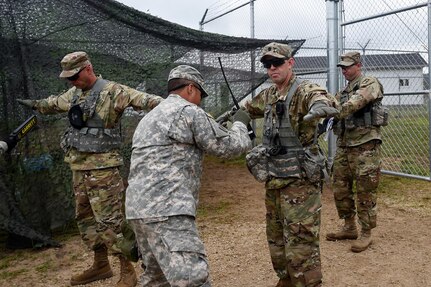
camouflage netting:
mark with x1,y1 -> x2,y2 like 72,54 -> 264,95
0,0 -> 304,248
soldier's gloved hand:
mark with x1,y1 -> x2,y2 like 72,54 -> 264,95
231,108 -> 251,126
17,99 -> 36,109
303,101 -> 339,122
216,107 -> 238,126
215,110 -> 232,126
0,141 -> 7,155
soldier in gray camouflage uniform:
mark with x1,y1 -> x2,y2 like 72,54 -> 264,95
17,51 -> 163,287
126,65 -> 252,287
326,52 -> 386,253
242,42 -> 339,287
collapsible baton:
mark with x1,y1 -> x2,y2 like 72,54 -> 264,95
217,57 -> 256,140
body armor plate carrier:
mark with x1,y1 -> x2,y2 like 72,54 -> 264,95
246,79 -> 327,183
61,79 -> 122,153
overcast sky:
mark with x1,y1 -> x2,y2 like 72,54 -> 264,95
116,0 -> 249,35
115,1 -> 428,55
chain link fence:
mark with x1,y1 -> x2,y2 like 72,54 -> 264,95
203,0 -> 431,180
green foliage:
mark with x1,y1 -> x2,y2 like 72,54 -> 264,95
0,268 -> 28,280
35,261 -> 51,273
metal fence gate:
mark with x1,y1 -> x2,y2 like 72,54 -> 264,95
203,0 -> 431,180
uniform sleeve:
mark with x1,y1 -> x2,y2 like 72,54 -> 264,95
338,77 -> 382,119
190,108 -> 252,159
116,85 -> 163,112
243,89 -> 266,119
33,88 -> 74,114
301,82 -> 334,109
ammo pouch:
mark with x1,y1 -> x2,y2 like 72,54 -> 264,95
301,147 -> 328,184
371,103 -> 389,127
344,103 -> 389,130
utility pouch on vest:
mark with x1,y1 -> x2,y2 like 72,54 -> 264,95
68,104 -> 85,129
246,144 -> 270,182
371,104 -> 389,126
301,147 -> 328,184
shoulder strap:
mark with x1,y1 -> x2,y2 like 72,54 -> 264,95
83,79 -> 109,119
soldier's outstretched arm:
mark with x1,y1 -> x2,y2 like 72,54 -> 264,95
303,101 -> 339,121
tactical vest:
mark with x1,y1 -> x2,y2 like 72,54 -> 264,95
337,77 -> 388,132
246,79 -> 328,183
63,79 -> 122,153
261,79 -> 304,179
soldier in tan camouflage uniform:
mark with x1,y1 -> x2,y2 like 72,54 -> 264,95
17,51 -> 163,287
126,65 -> 252,287
242,42 -> 338,287
326,51 -> 386,253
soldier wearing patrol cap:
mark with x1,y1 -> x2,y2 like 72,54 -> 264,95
240,42 -> 339,287
17,51 -> 164,287
326,51 -> 386,253
125,65 -> 252,286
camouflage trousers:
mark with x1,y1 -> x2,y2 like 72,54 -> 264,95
332,140 -> 381,230
73,167 -> 125,254
266,180 -> 322,287
130,216 -> 211,287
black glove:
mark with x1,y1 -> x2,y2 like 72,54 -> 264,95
303,101 -> 339,122
17,99 -> 36,109
4,136 -> 18,151
231,109 -> 251,126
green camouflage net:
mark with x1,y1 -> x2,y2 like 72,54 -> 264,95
0,0 -> 304,247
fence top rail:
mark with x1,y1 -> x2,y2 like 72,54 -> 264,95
341,2 -> 428,26
384,91 -> 430,96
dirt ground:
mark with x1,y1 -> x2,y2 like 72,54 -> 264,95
1,158 -> 431,287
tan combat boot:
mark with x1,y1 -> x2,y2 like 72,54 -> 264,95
351,229 -> 372,252
70,245 -> 113,286
326,217 -> 358,241
116,255 -> 137,287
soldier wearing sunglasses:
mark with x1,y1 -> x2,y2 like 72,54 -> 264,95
17,51 -> 163,287
242,42 -> 338,287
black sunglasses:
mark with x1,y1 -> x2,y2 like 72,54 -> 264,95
262,58 -> 286,69
169,83 -> 206,99
66,67 -> 85,81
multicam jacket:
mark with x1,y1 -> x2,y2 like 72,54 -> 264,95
33,79 -> 163,170
125,94 -> 252,219
334,74 -> 384,147
244,74 -> 336,189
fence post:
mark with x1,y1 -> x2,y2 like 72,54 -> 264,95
326,0 -> 340,167
428,0 -> 431,179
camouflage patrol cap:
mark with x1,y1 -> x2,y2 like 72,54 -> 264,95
260,42 -> 293,61
168,65 -> 209,98
337,51 -> 361,67
59,51 -> 91,78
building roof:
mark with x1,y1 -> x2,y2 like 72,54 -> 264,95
294,53 -> 427,73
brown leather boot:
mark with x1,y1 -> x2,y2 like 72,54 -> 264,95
70,245 -> 113,286
116,255 -> 137,287
276,278 -> 292,287
351,229 -> 372,252
326,217 -> 358,241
